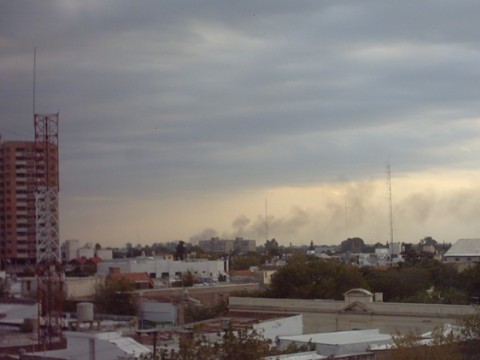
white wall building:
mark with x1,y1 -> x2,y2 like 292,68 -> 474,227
96,248 -> 113,260
278,329 -> 392,357
78,245 -> 95,259
388,242 -> 403,256
96,257 -> 228,282
22,331 -> 150,360
444,238 -> 480,264
64,239 -> 80,262
139,301 -> 177,327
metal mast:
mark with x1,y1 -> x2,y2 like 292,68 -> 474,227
265,198 -> 268,242
34,50 -> 62,348
386,162 -> 394,259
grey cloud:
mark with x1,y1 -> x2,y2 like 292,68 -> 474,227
4,1 -> 480,245
189,228 -> 218,244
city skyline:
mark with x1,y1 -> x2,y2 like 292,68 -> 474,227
2,1 -> 480,247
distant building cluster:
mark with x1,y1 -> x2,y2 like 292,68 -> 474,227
62,239 -> 113,262
198,237 -> 256,254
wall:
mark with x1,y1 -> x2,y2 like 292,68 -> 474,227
139,283 -> 259,307
139,301 -> 177,327
229,296 -> 477,335
64,276 -> 104,300
64,239 -> 80,262
78,247 -> 94,259
96,249 -> 113,260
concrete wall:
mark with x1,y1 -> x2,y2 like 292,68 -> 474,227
64,276 -> 104,299
64,239 -> 80,262
138,283 -> 259,307
140,301 -> 177,327
96,249 -> 113,260
78,247 -> 95,259
229,296 -> 477,335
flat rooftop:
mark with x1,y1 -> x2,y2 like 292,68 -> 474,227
279,329 -> 392,345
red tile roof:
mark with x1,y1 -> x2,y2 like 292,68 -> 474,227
229,270 -> 255,277
86,256 -> 103,264
108,272 -> 154,288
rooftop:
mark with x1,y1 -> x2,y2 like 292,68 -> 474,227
444,238 -> 480,256
279,329 -> 392,345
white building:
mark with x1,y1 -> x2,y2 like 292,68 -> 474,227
22,331 -> 150,360
444,238 -> 480,264
96,248 -> 113,260
388,242 -> 403,256
264,353 -> 327,360
96,257 -> 228,283
278,329 -> 392,357
139,300 -> 177,327
78,244 -> 95,259
63,239 -> 80,262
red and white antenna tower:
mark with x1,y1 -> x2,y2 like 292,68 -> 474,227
33,48 -> 63,348
34,113 -> 63,348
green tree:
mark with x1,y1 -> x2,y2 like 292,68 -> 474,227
362,261 -> 469,304
265,238 -> 281,259
230,252 -> 265,270
460,306 -> 480,358
184,302 -> 228,323
390,325 -> 462,360
268,254 -> 368,299
175,241 -> 187,261
459,263 -> 480,301
139,322 -> 274,360
401,243 -> 421,264
340,237 -> 365,253
362,266 -> 430,302
93,279 -> 138,315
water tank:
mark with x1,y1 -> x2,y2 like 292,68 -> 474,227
76,302 -> 94,322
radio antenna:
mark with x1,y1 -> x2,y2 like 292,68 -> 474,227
33,47 -> 36,116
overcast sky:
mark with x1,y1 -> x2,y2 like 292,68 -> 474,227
2,1 -> 480,248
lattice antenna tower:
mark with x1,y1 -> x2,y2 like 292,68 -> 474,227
34,48 -> 63,348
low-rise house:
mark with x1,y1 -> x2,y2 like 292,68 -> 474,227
66,256 -> 103,276
107,268 -> 154,289
255,266 -> 278,286
229,269 -> 256,283
444,238 -> 480,269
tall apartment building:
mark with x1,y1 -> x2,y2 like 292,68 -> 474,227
0,137 -> 59,271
